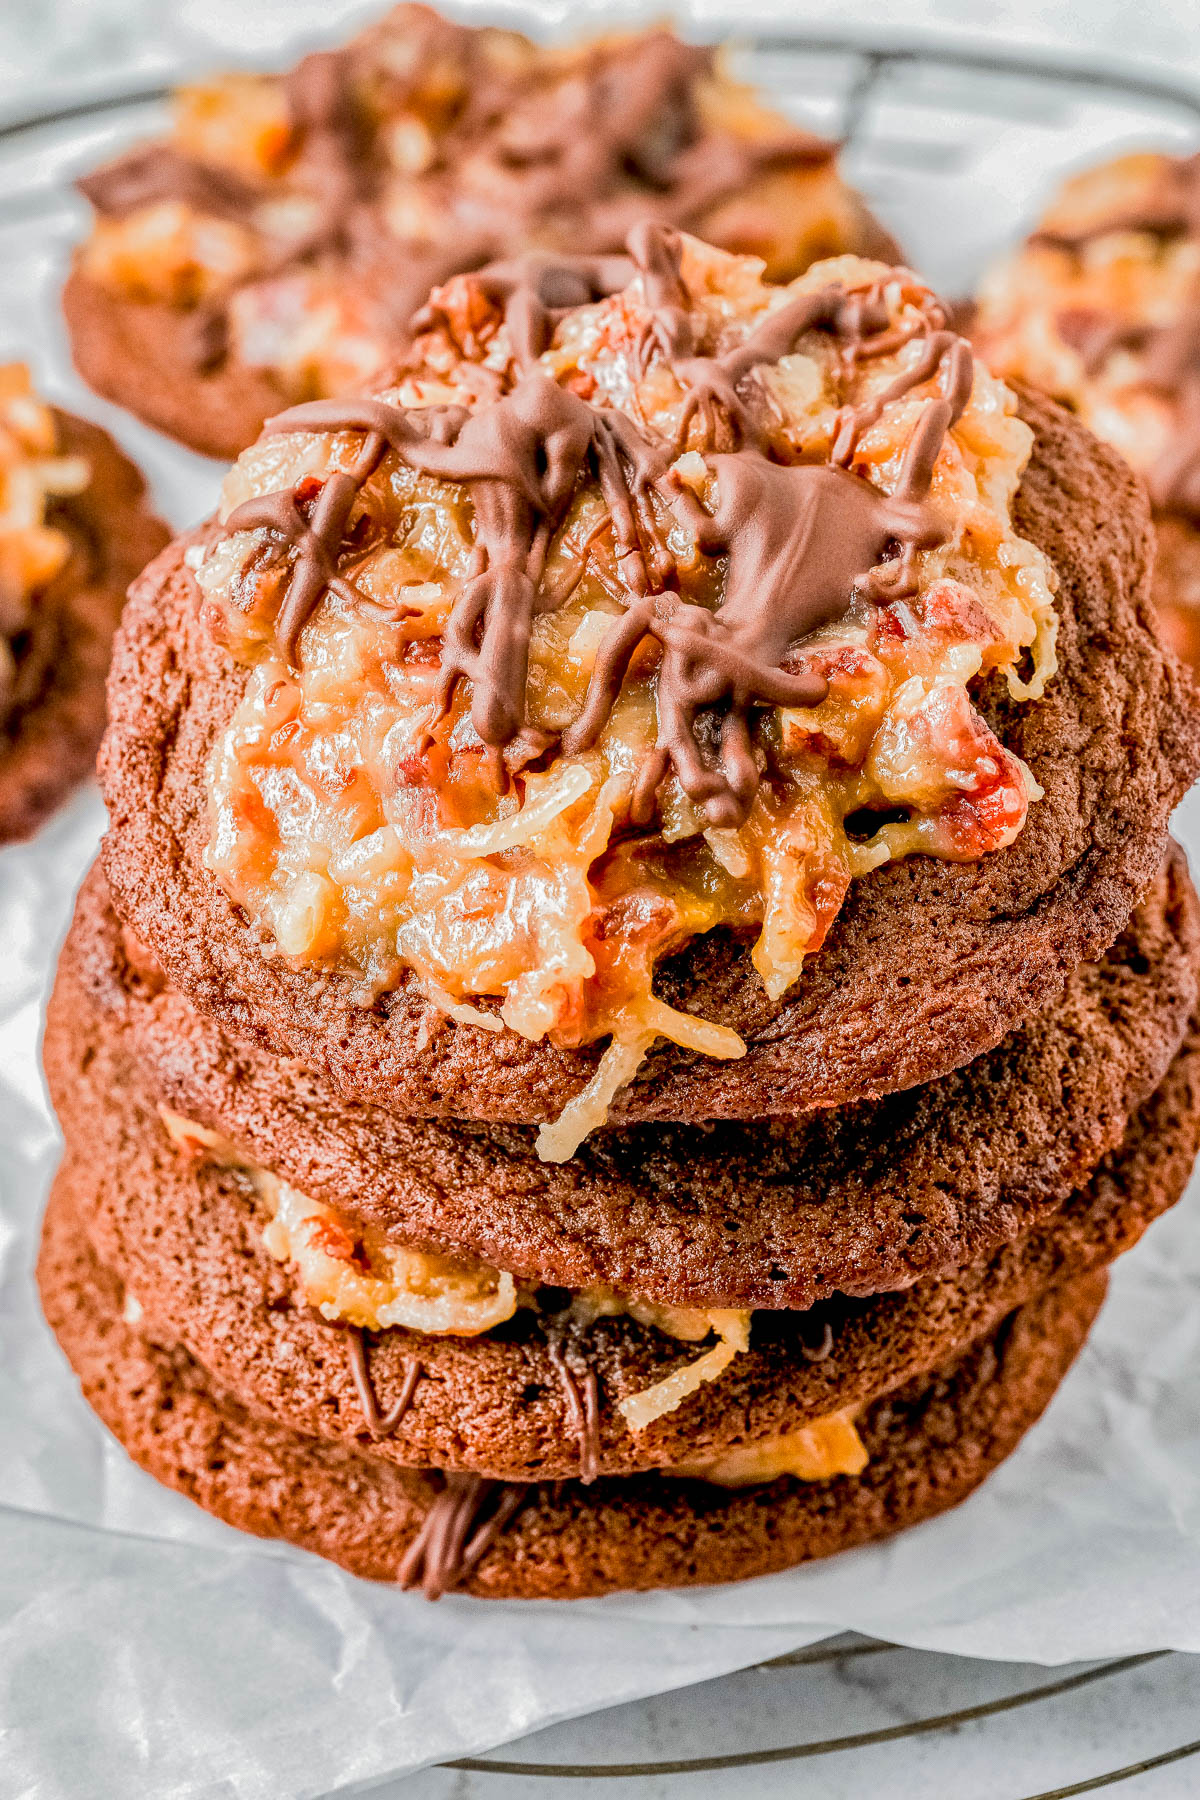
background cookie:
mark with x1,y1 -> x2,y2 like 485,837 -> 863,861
65,14 -> 896,459
972,149 -> 1200,674
62,271 -> 289,463
0,410 -> 167,842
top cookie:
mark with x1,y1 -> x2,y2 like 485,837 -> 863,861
100,231 -> 1200,1148
64,5 -> 894,459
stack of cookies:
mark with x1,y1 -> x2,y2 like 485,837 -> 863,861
39,221 -> 1200,1599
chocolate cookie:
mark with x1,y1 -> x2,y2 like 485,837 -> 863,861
0,412 -> 167,842
36,1187 -> 1106,1598
98,389 -> 1200,1127
62,271 -> 289,464
57,851 -> 1198,1308
65,13 -> 895,460
48,986 -> 1200,1480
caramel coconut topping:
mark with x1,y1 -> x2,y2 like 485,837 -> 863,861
0,365 -> 90,721
668,1414 -> 867,1487
198,230 -> 1057,1154
159,1107 -> 773,1442
77,5 -> 860,402
976,150 -> 1200,522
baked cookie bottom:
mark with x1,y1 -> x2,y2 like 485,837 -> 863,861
36,1186 -> 1106,1600
0,412 -> 167,843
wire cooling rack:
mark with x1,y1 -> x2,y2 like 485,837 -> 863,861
429,1637 -> 1200,1797
1,23 -> 1199,1800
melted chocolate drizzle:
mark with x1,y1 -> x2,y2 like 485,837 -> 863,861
628,231 -> 909,459
345,1327 -> 423,1439
561,240 -> 972,825
80,12 -> 837,377
250,372 -> 672,744
398,1474 -> 530,1600
414,249 -> 635,369
77,143 -> 267,222
223,226 -> 972,826
226,399 -> 467,659
546,1332 -> 601,1483
282,46 -> 378,262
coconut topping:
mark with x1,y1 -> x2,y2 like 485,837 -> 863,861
159,1107 -> 759,1430
570,1290 -> 752,1434
668,1411 -> 867,1486
159,1108 -> 517,1335
168,1103 -> 861,1487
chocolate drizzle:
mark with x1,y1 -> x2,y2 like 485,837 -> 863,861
407,24 -> 832,257
78,12 -> 838,377
78,144 -> 267,222
345,1327 -> 423,1439
250,373 -> 673,745
227,399 -> 466,659
398,1474 -> 530,1600
546,1332 -> 601,1483
223,227 -> 972,825
629,234 -> 908,458
282,47 -> 377,262
576,437 -> 961,828
414,249 -> 635,369
561,240 -> 972,825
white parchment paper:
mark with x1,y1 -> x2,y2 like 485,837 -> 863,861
5,6 -> 1200,1794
